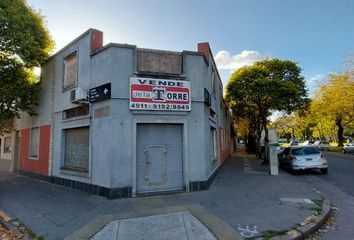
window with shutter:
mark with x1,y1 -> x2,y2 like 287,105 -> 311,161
63,127 -> 89,172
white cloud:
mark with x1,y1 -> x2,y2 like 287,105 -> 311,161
309,74 -> 324,82
214,50 -> 263,71
306,74 -> 325,98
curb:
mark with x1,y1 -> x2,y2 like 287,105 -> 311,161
0,208 -> 40,240
65,204 -> 243,240
270,199 -> 331,240
0,209 -> 12,223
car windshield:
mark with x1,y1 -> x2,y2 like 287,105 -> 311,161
292,147 -> 320,155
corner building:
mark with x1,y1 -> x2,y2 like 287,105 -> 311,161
15,29 -> 234,198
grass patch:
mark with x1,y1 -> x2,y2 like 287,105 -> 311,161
311,199 -> 323,214
26,229 -> 37,238
14,222 -> 45,240
259,230 -> 288,239
330,146 -> 342,153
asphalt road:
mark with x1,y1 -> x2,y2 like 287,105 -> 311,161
289,151 -> 354,239
321,151 -> 354,196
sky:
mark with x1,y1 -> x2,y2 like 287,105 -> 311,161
28,0 -> 354,96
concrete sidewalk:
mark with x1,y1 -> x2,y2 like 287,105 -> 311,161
0,153 -> 324,239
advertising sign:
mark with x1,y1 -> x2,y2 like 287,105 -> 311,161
130,77 -> 191,111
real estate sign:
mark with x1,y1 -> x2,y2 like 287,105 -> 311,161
129,77 -> 191,111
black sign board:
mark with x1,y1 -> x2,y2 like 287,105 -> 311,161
89,83 -> 111,103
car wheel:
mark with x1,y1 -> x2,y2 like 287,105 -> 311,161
320,168 -> 328,174
342,149 -> 346,154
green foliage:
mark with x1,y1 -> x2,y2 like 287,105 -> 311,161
311,199 -> 324,214
226,59 -> 308,115
226,58 -> 308,155
0,0 -> 53,132
330,146 -> 342,152
310,73 -> 354,145
0,52 -> 40,133
0,0 -> 54,67
272,71 -> 354,144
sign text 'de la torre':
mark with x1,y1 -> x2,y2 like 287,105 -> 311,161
129,77 -> 191,111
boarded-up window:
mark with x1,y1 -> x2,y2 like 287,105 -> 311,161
63,52 -> 77,89
4,136 -> 12,153
137,50 -> 182,75
30,127 -> 39,158
64,127 -> 89,172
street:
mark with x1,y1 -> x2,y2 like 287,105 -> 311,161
290,151 -> 354,239
0,151 -> 353,239
0,153 -> 324,240
321,151 -> 354,196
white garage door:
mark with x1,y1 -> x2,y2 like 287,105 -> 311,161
136,124 -> 183,193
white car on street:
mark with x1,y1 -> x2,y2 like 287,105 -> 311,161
314,140 -> 331,151
278,146 -> 328,174
342,143 -> 354,154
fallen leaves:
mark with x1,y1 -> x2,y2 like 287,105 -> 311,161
299,214 -> 318,226
0,224 -> 21,240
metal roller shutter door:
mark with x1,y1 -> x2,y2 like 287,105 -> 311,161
136,124 -> 183,193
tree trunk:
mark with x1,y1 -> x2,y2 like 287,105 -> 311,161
336,116 -> 344,146
255,127 -> 262,158
263,117 -> 269,163
250,112 -> 263,159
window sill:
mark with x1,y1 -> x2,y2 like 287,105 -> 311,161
62,115 -> 90,123
29,157 -> 39,160
209,116 -> 217,123
60,168 -> 89,178
62,84 -> 77,93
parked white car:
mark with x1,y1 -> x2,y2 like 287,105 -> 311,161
314,140 -> 331,151
302,140 -> 314,146
278,146 -> 328,174
342,143 -> 354,154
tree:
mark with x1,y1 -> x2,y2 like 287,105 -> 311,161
272,110 -> 317,141
0,0 -> 54,132
307,99 -> 336,140
234,118 -> 250,142
226,59 -> 308,160
312,73 -> 354,146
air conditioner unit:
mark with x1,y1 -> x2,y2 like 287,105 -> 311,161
70,88 -> 87,104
